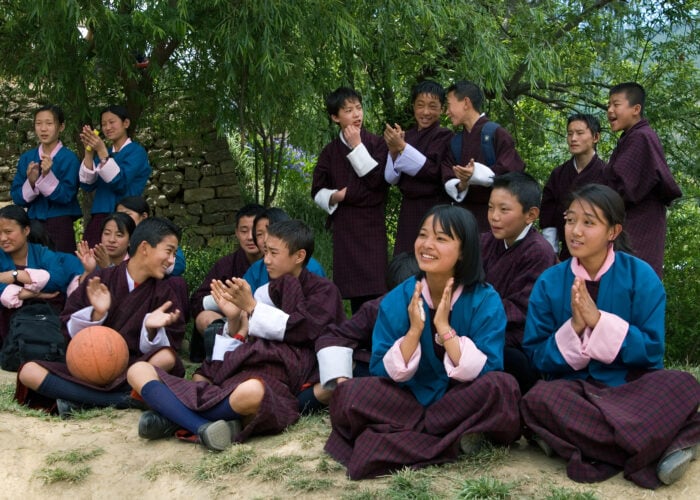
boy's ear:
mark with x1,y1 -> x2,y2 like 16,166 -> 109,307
525,206 -> 540,225
294,249 -> 307,265
632,103 -> 642,117
123,118 -> 131,129
330,114 -> 340,124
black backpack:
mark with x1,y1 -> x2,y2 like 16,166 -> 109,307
0,302 -> 65,372
450,121 -> 500,167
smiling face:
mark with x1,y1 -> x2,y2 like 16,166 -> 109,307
100,220 -> 130,260
263,235 -> 304,279
141,234 -> 178,280
414,215 -> 461,279
100,111 -> 130,144
607,92 -> 641,132
488,188 -> 535,246
0,217 -> 29,256
445,91 -> 469,127
567,119 -> 599,157
564,199 -> 620,271
413,93 -> 442,130
331,98 -> 363,130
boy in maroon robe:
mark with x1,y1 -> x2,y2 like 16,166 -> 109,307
384,80 -> 453,255
127,220 -> 345,451
541,113 -> 606,260
604,82 -> 681,277
189,203 -> 265,361
440,80 -> 525,231
481,172 -> 557,393
16,217 -> 186,416
311,87 -> 389,313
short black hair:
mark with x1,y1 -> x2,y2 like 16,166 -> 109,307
567,113 -> 601,136
129,217 -> 181,255
266,219 -> 314,266
0,205 -> 30,229
117,195 -> 150,216
387,252 -> 419,289
446,80 -> 485,112
492,171 -> 542,211
101,212 -> 137,239
325,87 -> 362,117
418,205 -> 485,289
610,82 -> 646,116
235,203 -> 265,227
35,104 -> 65,124
253,207 -> 291,250
411,80 -> 446,105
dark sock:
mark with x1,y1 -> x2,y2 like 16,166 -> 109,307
200,396 -> 243,421
38,374 -> 130,408
141,380 -> 209,433
297,386 -> 323,414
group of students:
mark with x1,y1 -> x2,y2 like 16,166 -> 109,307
0,79 -> 697,490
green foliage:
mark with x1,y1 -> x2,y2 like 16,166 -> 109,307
664,191 -> 700,363
455,476 -> 514,500
45,447 -> 104,465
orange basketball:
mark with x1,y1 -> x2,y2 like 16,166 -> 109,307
66,326 -> 129,386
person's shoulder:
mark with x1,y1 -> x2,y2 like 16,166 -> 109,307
55,146 -> 80,161
19,147 -> 39,161
613,251 -> 661,282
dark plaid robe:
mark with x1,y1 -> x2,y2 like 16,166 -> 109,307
441,115 -> 525,232
157,269 -> 345,441
315,294 -> 381,366
604,119 -> 681,277
480,228 -> 557,348
311,130 -> 389,298
392,124 -> 453,255
325,372 -> 521,480
540,154 -> 606,260
21,262 -> 186,393
189,247 -> 256,321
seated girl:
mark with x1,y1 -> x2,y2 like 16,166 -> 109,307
521,183 -> 700,489
324,204 -> 522,480
0,205 -> 83,346
75,213 -> 135,281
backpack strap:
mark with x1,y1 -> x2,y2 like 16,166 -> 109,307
450,134 -> 462,164
480,121 -> 500,167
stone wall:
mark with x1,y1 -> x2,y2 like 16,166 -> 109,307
0,81 -> 244,248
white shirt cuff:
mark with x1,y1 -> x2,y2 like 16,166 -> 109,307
317,346 -> 354,390
346,143 -> 378,177
470,162 -> 495,187
139,313 -> 171,354
445,178 -> 467,202
313,188 -> 339,215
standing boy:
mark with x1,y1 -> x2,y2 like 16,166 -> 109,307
128,220 -> 345,451
189,203 -> 265,361
311,87 -> 389,313
541,114 -> 606,260
384,80 -> 454,254
605,82 -> 681,277
441,80 -> 525,231
17,217 -> 186,416
481,172 -> 557,393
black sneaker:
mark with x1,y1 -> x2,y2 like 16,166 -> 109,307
657,446 -> 697,485
138,410 -> 180,440
197,420 -> 232,451
56,399 -> 81,420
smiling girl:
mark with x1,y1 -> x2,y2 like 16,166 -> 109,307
325,204 -> 521,480
11,105 -> 82,253
522,183 -> 700,488
79,105 -> 151,248
75,213 -> 135,284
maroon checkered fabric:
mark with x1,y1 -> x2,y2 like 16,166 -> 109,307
392,124 -> 453,255
521,370 -> 700,489
325,371 -> 522,479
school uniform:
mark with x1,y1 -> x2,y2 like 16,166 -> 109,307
156,269 -> 345,442
242,257 -> 326,293
385,123 -> 453,254
540,154 -> 606,260
315,294 -> 381,388
604,119 -> 681,277
189,247 -> 256,322
441,115 -> 525,231
521,250 -> 700,489
0,243 -> 84,343
325,276 -> 521,479
11,143 -> 82,253
80,139 -> 152,246
311,129 -> 389,299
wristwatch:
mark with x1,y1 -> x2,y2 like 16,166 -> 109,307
11,270 -> 20,285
